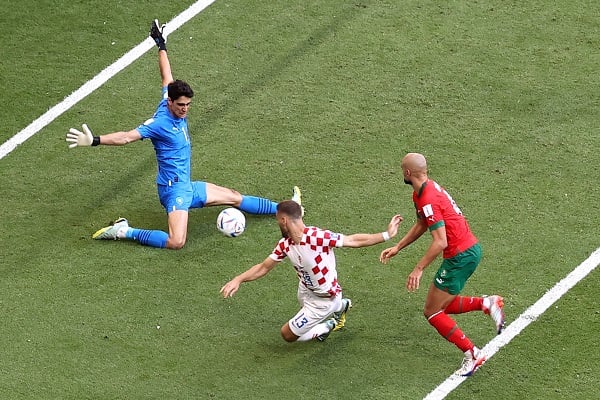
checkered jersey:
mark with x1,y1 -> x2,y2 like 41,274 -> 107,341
269,226 -> 345,297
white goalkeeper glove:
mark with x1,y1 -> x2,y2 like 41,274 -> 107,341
66,124 -> 99,148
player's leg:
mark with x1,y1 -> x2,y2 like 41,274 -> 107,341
93,217 -> 170,248
424,285 -> 486,376
332,297 -> 352,331
282,289 -> 340,342
426,247 -> 488,375
122,184 -> 189,249
287,319 -> 337,342
204,182 -> 278,214
444,294 -> 505,334
424,286 -> 474,352
92,184 -> 191,249
425,253 -> 477,351
282,313 -> 337,343
123,210 -> 187,250
442,244 -> 505,333
164,209 -> 189,249
444,295 -> 484,314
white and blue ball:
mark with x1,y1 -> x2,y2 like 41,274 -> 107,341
216,208 -> 246,237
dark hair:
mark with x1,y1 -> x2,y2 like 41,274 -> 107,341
277,200 -> 303,220
168,79 -> 194,100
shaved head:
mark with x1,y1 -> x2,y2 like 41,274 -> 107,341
401,152 -> 428,185
402,153 -> 427,172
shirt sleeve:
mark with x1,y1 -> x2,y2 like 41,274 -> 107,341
304,228 -> 345,250
137,86 -> 170,139
269,239 -> 288,262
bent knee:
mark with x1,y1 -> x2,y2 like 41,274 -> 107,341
280,325 -> 298,342
423,307 -> 440,319
167,238 -> 187,250
281,334 -> 296,343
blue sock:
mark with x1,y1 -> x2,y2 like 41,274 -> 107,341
125,228 -> 168,248
239,195 -> 277,214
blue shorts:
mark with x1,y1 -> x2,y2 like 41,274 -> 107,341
157,181 -> 207,213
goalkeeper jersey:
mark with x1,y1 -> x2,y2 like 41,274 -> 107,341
137,86 -> 191,186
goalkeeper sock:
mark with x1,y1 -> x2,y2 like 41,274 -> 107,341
444,296 -> 484,314
126,228 -> 168,248
239,195 -> 277,214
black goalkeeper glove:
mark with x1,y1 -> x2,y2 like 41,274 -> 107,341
150,19 -> 167,51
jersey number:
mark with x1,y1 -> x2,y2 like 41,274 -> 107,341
293,315 -> 309,329
434,182 -> 463,215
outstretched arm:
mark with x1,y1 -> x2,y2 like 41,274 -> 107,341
150,20 -> 174,86
66,125 -> 142,148
159,50 -> 173,87
342,214 -> 403,248
220,257 -> 278,298
96,129 -> 142,146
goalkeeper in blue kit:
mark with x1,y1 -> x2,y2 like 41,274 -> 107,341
66,20 -> 301,249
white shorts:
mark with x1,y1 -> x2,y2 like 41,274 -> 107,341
288,284 -> 342,337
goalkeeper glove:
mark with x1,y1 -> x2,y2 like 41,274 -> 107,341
66,124 -> 99,148
150,19 -> 167,51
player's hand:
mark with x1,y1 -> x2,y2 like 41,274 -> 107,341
149,19 -> 167,49
386,214 -> 403,239
379,246 -> 399,264
406,268 -> 423,292
220,280 -> 240,298
66,124 -> 94,148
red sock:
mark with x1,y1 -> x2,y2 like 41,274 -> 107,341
444,296 -> 483,314
428,311 -> 473,352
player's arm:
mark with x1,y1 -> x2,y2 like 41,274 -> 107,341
158,50 -> 174,87
149,20 -> 173,86
66,125 -> 142,148
343,215 -> 403,248
414,224 -> 447,271
220,257 -> 278,298
379,218 -> 428,263
406,224 -> 447,291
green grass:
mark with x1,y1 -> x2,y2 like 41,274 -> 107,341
1,0 -> 599,399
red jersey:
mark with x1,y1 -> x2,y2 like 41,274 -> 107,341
413,180 -> 478,259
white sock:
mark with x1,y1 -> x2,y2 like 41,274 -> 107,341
297,321 -> 332,342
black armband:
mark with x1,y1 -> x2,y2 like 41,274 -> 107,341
92,136 -> 100,146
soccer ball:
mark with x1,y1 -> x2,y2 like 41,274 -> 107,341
216,208 -> 246,237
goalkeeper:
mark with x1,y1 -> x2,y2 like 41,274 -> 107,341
66,20 -> 300,249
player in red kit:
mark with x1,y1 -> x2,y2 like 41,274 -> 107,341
380,153 -> 505,376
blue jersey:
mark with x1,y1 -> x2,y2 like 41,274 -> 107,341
137,86 -> 191,186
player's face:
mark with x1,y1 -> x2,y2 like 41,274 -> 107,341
168,96 -> 192,118
402,167 -> 412,185
276,212 -> 290,238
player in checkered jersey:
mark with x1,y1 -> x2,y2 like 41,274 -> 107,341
221,200 -> 403,342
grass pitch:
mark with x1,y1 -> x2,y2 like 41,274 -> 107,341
1,1 -> 599,399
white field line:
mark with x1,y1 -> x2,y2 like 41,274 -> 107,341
0,0 -> 217,160
424,247 -> 600,400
